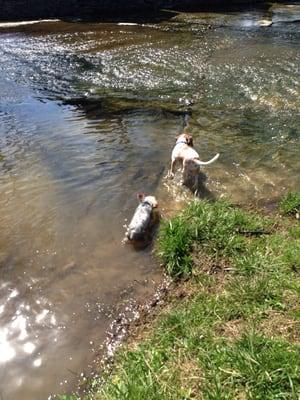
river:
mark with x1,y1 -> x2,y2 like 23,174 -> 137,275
0,3 -> 299,399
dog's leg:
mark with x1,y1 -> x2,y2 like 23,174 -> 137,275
194,173 -> 199,196
181,161 -> 188,185
169,159 -> 176,178
171,158 -> 177,174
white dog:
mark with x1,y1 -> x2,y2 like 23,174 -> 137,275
170,132 -> 219,189
125,194 -> 158,242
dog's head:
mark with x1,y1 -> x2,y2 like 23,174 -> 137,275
176,133 -> 193,147
137,193 -> 158,208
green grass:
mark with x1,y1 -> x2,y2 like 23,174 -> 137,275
279,192 -> 300,216
158,200 -> 272,278
66,194 -> 300,400
59,396 -> 77,400
201,334 -> 300,400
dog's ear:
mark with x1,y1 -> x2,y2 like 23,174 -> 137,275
137,193 -> 145,203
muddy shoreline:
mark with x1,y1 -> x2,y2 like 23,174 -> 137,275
72,275 -> 172,398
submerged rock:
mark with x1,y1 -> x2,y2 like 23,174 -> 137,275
258,19 -> 273,26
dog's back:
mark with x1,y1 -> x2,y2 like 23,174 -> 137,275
126,202 -> 153,241
172,143 -> 199,161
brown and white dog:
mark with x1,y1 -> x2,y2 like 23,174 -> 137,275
170,132 -> 219,189
125,194 -> 158,242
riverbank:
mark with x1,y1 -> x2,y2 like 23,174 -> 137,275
66,192 -> 300,399
0,0 -> 284,22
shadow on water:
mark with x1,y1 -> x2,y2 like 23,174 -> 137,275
59,1 -> 295,23
62,97 -> 193,119
171,170 -> 216,200
1,1 -> 297,27
195,171 -> 215,200
0,1 -> 287,25
61,9 -> 177,24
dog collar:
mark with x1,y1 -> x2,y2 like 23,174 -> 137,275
142,200 -> 152,207
175,140 -> 188,146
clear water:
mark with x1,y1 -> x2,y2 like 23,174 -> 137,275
0,4 -> 299,399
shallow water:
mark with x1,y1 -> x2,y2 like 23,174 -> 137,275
0,4 -> 300,399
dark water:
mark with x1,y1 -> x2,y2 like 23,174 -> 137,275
0,4 -> 300,399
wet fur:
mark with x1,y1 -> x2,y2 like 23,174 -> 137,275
125,195 -> 158,242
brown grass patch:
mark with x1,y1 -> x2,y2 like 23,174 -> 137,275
214,318 -> 245,342
178,357 -> 204,399
260,311 -> 300,344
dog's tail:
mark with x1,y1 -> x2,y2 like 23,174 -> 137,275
194,153 -> 220,166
